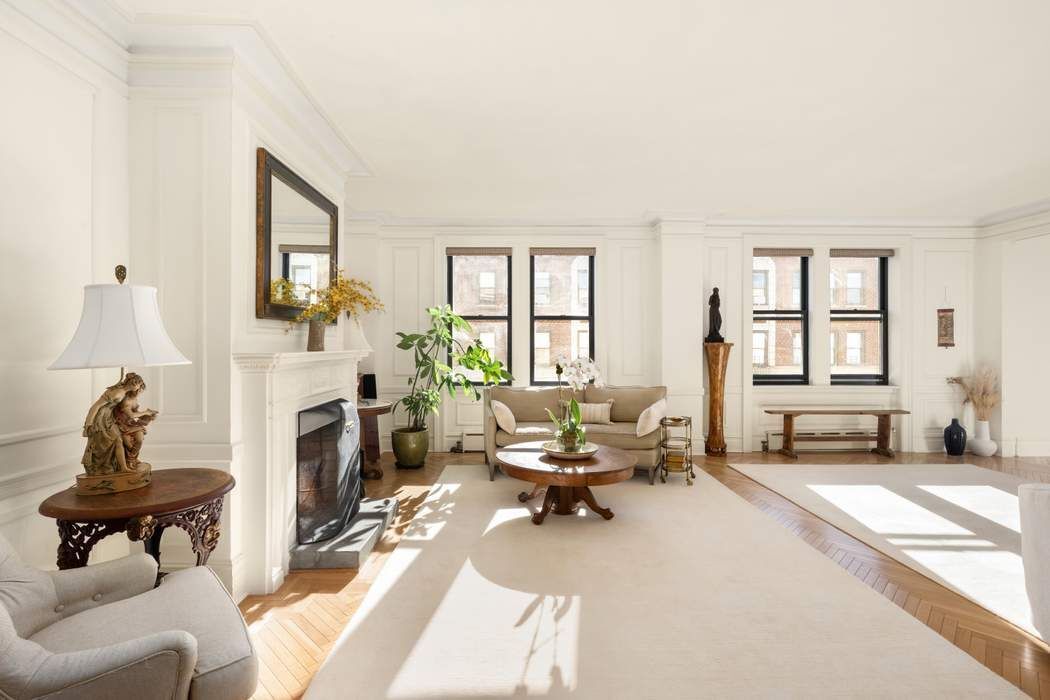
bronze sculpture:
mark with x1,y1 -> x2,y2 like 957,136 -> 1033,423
705,287 -> 725,343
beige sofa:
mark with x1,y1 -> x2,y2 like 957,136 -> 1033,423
484,385 -> 667,484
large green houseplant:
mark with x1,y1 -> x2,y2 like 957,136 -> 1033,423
392,305 -> 511,467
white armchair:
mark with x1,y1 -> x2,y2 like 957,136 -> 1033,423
0,534 -> 256,699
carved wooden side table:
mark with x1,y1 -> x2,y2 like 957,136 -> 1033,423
38,468 -> 234,572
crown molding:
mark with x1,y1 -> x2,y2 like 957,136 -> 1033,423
1,0 -> 131,90
978,208 -> 1050,240
975,197 -> 1050,228
52,0 -> 372,178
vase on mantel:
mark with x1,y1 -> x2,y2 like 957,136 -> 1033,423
307,318 -> 326,352
970,420 -> 997,457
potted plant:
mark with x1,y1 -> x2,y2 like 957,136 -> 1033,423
948,367 -> 1001,456
546,356 -> 605,452
392,305 -> 511,467
273,269 -> 384,351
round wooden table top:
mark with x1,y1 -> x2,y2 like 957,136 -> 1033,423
495,441 -> 637,487
39,468 -> 235,521
357,399 -> 393,417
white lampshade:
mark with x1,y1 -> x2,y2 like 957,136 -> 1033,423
49,284 -> 191,370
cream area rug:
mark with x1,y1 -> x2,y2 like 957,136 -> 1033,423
733,463 -> 1038,640
305,465 -> 1020,699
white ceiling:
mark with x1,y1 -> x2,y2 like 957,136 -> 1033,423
119,0 -> 1050,223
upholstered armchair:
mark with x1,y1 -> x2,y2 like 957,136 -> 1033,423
0,534 -> 257,699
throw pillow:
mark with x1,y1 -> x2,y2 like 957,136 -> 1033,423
560,399 -> 614,424
491,400 -> 517,434
636,398 -> 667,437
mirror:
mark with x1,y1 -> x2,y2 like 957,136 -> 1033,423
256,148 -> 338,320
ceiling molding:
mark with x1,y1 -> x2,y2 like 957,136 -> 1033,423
975,197 -> 1050,228
2,0 -> 131,89
60,0 -> 372,177
977,208 -> 1050,240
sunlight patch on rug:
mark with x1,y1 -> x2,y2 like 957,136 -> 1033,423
738,463 -> 1038,640
918,484 -> 1021,533
808,484 -> 974,535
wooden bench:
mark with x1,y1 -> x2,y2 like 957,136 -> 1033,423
763,408 -> 910,459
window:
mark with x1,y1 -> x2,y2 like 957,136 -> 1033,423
846,331 -> 863,365
752,253 -> 809,384
280,247 -> 331,303
830,253 -> 888,384
447,250 -> 511,382
478,271 -> 496,304
531,249 -> 595,383
534,271 -> 550,305
752,271 -> 769,306
534,331 -> 550,367
846,271 -> 864,306
752,331 -> 768,366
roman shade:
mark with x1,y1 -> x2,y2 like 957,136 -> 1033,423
278,244 -> 329,254
831,248 -> 895,257
753,248 -> 815,257
445,247 -> 512,256
529,247 -> 596,256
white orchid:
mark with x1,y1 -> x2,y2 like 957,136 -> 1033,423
554,356 -> 605,391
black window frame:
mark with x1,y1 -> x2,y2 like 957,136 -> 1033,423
446,253 -> 512,385
752,255 -> 810,386
530,253 -> 595,385
831,256 -> 888,386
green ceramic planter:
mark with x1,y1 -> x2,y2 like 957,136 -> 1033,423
392,427 -> 429,468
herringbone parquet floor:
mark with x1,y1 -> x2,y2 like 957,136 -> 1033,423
239,451 -> 1050,699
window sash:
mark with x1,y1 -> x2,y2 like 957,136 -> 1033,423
447,254 -> 512,384
753,256 -> 809,385
831,256 -> 888,385
530,253 -> 595,384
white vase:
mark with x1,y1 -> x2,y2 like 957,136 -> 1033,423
345,318 -> 372,352
970,419 -> 997,457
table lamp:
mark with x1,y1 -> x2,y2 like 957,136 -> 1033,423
49,265 -> 190,495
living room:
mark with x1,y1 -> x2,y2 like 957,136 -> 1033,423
2,1 -> 1049,698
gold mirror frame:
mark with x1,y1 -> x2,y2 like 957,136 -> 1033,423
255,147 -> 339,321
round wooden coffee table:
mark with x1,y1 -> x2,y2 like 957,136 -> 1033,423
495,442 -> 637,525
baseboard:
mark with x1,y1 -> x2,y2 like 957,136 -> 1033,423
1018,440 -> 1050,457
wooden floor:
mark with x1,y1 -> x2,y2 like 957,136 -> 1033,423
239,451 -> 1050,699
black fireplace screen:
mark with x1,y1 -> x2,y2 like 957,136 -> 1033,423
296,399 -> 362,544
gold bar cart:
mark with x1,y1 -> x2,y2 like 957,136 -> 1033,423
659,416 -> 695,485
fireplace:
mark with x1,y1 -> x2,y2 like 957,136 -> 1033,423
296,399 -> 362,545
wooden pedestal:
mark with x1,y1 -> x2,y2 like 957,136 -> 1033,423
704,342 -> 733,456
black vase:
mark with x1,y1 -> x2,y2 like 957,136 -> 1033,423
944,418 -> 967,456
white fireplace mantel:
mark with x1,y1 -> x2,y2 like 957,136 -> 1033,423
233,349 -> 370,373
232,349 -> 370,599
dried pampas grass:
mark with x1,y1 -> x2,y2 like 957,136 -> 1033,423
947,367 -> 1001,421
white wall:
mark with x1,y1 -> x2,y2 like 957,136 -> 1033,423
0,2 -> 131,566
344,217 -> 989,455
127,50 -> 350,597
979,212 -> 1050,456
346,224 -> 660,450
1002,232 -> 1050,455
0,0 -> 364,593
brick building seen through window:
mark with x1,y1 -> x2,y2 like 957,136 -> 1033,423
752,253 -> 887,383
